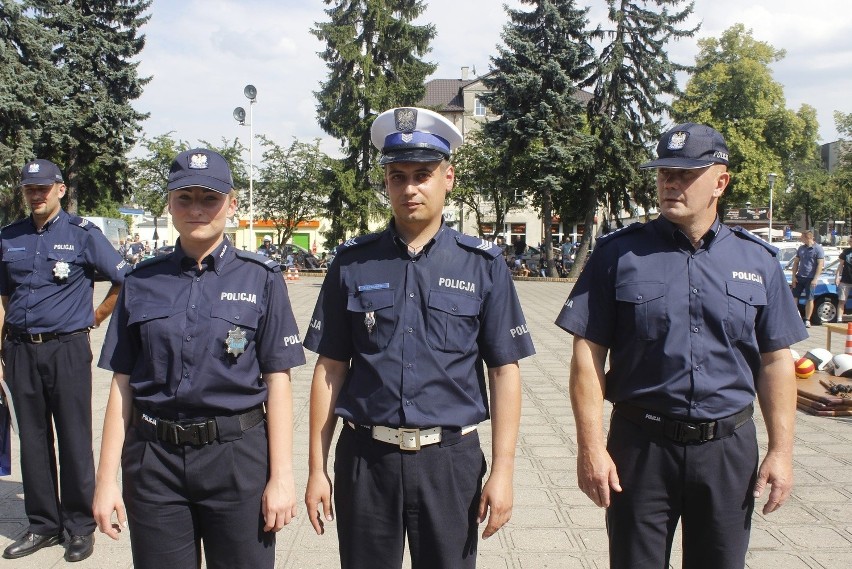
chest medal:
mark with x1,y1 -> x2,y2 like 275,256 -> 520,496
364,311 -> 376,335
53,260 -> 71,281
225,326 -> 248,358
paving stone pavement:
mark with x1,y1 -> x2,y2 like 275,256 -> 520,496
1,278 -> 850,568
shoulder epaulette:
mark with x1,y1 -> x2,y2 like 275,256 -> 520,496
730,226 -> 778,255
336,232 -> 383,256
128,254 -> 170,273
454,233 -> 503,259
234,249 -> 281,272
68,215 -> 100,232
0,218 -> 28,233
593,222 -> 645,249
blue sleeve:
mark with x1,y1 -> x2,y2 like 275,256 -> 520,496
83,229 -> 128,284
555,246 -> 616,347
478,257 -> 535,366
97,284 -> 138,373
254,269 -> 306,373
755,258 -> 809,352
303,260 -> 351,361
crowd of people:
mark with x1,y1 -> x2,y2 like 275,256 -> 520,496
0,117 -> 810,569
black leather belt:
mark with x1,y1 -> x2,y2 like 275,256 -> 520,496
614,402 -> 753,444
135,406 -> 265,446
6,328 -> 90,344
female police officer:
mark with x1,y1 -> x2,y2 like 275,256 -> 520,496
92,148 -> 306,569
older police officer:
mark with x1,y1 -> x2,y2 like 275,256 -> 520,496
304,107 -> 536,569
556,124 -> 808,569
1,159 -> 127,562
93,149 -> 305,569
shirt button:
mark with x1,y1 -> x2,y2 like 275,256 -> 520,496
636,295 -> 643,300
405,400 -> 412,406
452,306 -> 458,312
405,363 -> 413,369
695,365 -> 701,370
234,315 -> 240,320
692,327 -> 699,333
407,327 -> 413,333
191,305 -> 196,309
409,292 -> 415,298
183,372 -> 189,378
692,288 -> 698,294
186,336 -> 192,342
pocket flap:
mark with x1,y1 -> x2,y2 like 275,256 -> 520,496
428,290 -> 481,316
726,281 -> 767,306
615,282 -> 666,305
128,304 -> 174,325
347,288 -> 395,313
211,303 -> 261,328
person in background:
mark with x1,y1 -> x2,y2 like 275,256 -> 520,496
836,244 -> 852,323
303,107 -> 535,569
93,148 -> 305,569
556,123 -> 807,569
790,229 -> 824,328
1,159 -> 127,562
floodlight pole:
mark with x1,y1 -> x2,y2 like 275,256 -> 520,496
768,172 -> 777,244
248,95 -> 255,249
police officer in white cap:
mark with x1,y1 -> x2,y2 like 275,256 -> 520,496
304,108 -> 536,569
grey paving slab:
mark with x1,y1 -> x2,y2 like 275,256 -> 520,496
1,278 -> 851,568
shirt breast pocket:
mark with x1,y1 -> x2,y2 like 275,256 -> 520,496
3,249 -> 33,281
347,288 -> 395,353
208,304 -> 262,361
128,305 -> 179,385
615,282 -> 668,341
426,290 -> 481,353
724,281 -> 767,341
47,251 -> 80,282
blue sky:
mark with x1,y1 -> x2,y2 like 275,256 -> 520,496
133,0 -> 851,156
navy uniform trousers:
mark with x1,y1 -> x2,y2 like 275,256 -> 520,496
334,424 -> 487,569
2,332 -> 95,537
606,412 -> 758,569
122,415 -> 274,569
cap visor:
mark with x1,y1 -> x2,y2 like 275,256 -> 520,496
639,158 -> 719,170
167,176 -> 232,194
379,148 -> 448,165
19,178 -> 60,187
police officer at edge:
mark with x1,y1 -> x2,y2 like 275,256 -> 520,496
303,107 -> 536,569
1,159 -> 127,561
556,124 -> 808,569
93,149 -> 305,569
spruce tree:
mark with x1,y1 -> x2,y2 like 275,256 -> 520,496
481,0 -> 596,276
312,0 -> 435,236
577,0 -> 697,275
28,0 -> 151,213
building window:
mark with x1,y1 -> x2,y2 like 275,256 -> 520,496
474,97 -> 486,116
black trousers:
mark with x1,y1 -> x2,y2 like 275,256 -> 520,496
121,417 -> 274,569
334,425 -> 487,569
2,332 -> 95,536
606,411 -> 758,569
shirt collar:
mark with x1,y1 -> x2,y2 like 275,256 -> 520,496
654,215 -> 722,251
174,237 -> 234,274
30,209 -> 65,233
388,218 -> 447,258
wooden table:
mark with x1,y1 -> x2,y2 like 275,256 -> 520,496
824,322 -> 850,351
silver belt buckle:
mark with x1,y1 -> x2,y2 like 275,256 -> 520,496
31,333 -> 44,344
398,428 -> 421,451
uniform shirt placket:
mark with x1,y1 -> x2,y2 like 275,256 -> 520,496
28,226 -> 53,329
687,247 -> 709,415
400,254 -> 423,425
178,265 -> 206,396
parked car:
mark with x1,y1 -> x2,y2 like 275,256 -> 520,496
784,258 -> 851,323
277,243 -> 321,269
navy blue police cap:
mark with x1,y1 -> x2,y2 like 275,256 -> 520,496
19,159 -> 64,187
371,107 -> 463,165
167,148 -> 234,194
640,123 -> 730,169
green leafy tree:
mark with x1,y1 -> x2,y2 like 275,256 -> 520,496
672,24 -> 819,212
312,0 -> 435,235
579,0 -> 697,274
0,0 -> 56,222
130,133 -> 187,247
451,130 -> 520,239
481,0 -> 596,276
26,0 -> 151,214
255,137 -> 329,247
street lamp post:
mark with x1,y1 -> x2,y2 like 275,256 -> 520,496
233,84 -> 257,250
767,172 -> 777,244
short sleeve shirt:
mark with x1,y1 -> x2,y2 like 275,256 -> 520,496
839,247 -> 852,284
795,243 -> 824,278
0,210 -> 128,333
555,217 -> 808,420
98,237 -> 306,419
303,222 -> 536,428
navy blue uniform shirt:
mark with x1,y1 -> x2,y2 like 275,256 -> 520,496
555,216 -> 808,420
794,243 -> 824,278
303,222 -> 536,428
0,210 -> 127,333
98,237 -> 306,420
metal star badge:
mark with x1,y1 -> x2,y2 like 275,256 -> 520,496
53,260 -> 71,280
224,326 -> 248,358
